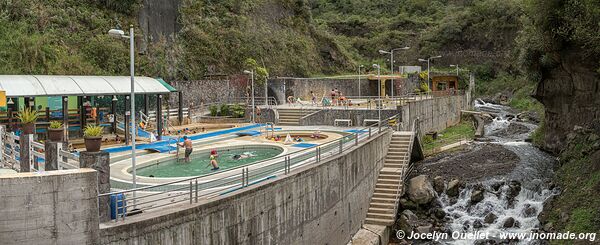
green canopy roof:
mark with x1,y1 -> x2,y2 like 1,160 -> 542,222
156,78 -> 177,92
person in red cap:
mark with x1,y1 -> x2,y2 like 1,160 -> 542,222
209,149 -> 219,170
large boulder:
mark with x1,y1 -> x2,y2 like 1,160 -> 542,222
446,178 -> 463,197
407,175 -> 436,205
398,209 -> 419,234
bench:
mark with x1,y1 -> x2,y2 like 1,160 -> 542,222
363,119 -> 379,126
334,119 -> 352,127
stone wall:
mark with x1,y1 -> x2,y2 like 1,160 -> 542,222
167,75 -> 256,108
0,169 -> 99,244
299,108 -> 400,127
98,130 -> 392,245
400,94 -> 468,134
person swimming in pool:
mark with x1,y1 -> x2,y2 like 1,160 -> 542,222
232,152 -> 255,160
178,136 -> 193,163
209,149 -> 219,170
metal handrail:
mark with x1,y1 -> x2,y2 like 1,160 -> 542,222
100,115 -> 397,221
392,118 -> 419,217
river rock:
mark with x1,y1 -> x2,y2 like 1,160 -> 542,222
474,239 -> 500,245
543,222 -> 555,232
484,213 -> 497,224
398,209 -> 419,234
415,224 -> 433,234
399,198 -> 419,210
523,204 -> 537,217
473,220 -> 483,229
470,185 -> 485,203
407,175 -> 436,205
503,217 -> 515,228
447,178 -> 463,197
434,208 -> 446,219
507,180 -> 521,199
490,181 -> 504,192
433,176 -> 445,193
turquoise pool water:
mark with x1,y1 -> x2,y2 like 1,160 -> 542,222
136,146 -> 284,178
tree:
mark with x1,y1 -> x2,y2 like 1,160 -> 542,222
244,58 -> 269,85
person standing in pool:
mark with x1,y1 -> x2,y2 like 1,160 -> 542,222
178,136 -> 193,163
210,149 -> 219,170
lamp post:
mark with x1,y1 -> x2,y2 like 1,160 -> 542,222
379,47 -> 410,98
418,55 -> 442,90
244,70 -> 255,123
264,77 -> 268,106
450,64 -> 459,76
108,25 -> 137,206
358,65 -> 364,97
372,64 -> 381,124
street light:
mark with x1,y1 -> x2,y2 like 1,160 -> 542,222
379,47 -> 410,98
358,65 -> 364,97
373,64 -> 381,124
243,70 -> 255,123
450,64 -> 459,76
108,25 -> 137,207
418,55 -> 442,89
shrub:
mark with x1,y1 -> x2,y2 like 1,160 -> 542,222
17,108 -> 38,124
49,121 -> 63,129
209,105 -> 218,116
83,124 -> 104,137
230,104 -> 245,118
219,104 -> 230,116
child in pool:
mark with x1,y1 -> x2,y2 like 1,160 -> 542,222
209,149 -> 219,170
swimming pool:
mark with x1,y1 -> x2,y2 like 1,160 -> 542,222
136,145 -> 284,178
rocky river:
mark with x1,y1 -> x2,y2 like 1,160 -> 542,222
392,100 -> 559,244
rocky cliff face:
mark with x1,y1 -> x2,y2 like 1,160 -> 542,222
533,49 -> 600,153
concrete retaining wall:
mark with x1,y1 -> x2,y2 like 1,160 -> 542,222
99,130 -> 392,245
401,95 -> 468,133
0,169 -> 99,244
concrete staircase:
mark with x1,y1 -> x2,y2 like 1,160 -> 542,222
276,108 -> 317,126
364,131 -> 414,226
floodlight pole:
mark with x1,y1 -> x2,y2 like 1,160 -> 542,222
109,25 -> 137,207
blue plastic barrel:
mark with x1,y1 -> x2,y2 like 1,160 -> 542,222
110,193 -> 127,219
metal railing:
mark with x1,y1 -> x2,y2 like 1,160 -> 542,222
423,134 -> 469,156
392,118 -> 420,217
278,91 -> 464,110
100,115 -> 398,222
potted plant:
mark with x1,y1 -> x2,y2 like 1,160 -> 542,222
47,121 -> 64,142
17,108 -> 38,134
83,124 -> 104,152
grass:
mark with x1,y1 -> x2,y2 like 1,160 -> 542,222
422,119 -> 475,154
565,208 -> 598,233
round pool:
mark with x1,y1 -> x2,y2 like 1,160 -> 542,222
136,145 -> 284,178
